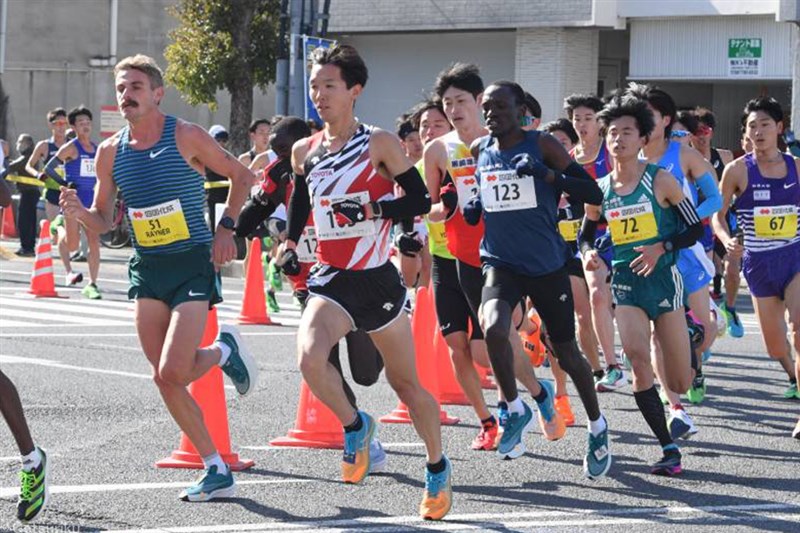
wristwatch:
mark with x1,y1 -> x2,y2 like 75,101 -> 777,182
218,215 -> 236,231
663,240 -> 674,253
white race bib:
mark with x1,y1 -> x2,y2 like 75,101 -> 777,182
455,174 -> 480,211
80,157 -> 96,178
313,191 -> 376,241
296,226 -> 318,263
480,170 -> 537,212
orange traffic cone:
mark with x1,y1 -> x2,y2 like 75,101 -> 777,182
237,238 -> 278,325
380,287 -> 459,425
28,220 -> 62,298
156,307 -> 255,470
0,206 -> 17,239
270,380 -> 344,449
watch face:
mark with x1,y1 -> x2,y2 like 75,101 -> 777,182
220,216 -> 234,229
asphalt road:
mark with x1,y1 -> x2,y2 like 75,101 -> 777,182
0,242 -> 798,532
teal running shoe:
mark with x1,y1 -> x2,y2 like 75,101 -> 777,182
179,465 -> 235,502
497,401 -> 533,459
343,411 -> 375,484
17,447 -> 48,523
783,381 -> 800,400
584,417 -> 611,479
596,365 -> 626,392
721,303 -> 744,338
218,324 -> 259,395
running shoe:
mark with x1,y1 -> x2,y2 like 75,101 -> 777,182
267,291 -> 281,314
50,215 -> 65,237
17,447 -> 48,523
72,252 -> 87,263
554,395 -> 575,426
668,408 -> 698,440
342,411 -> 375,484
81,282 -> 101,299
179,465 -> 235,502
783,381 -> 800,400
720,302 -> 744,338
584,417 -> 611,479
66,272 -> 83,286
793,418 -> 800,439
369,438 -> 387,473
218,324 -> 259,395
686,373 -> 706,405
596,365 -> 626,392
267,259 -> 283,291
497,403 -> 509,429
497,401 -> 534,459
710,299 -> 727,339
651,448 -> 682,476
15,248 -> 35,257
419,455 -> 452,520
471,419 -> 498,451
536,380 -> 566,441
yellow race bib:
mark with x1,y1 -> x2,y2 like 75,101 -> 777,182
753,205 -> 797,239
129,199 -> 190,247
607,202 -> 658,245
558,219 -> 581,242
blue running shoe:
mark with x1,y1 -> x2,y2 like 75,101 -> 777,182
342,411 -> 375,483
179,465 -> 235,502
419,455 -> 452,520
584,417 -> 612,479
369,438 -> 387,473
536,380 -> 566,441
218,325 -> 259,396
651,448 -> 682,476
497,401 -> 533,459
721,303 -> 744,338
497,402 -> 509,429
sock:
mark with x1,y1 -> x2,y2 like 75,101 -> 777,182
507,397 -> 524,415
662,443 -> 680,454
533,384 -> 549,405
216,341 -> 232,367
480,415 -> 496,427
588,415 -> 607,436
202,452 -> 229,475
344,412 -> 363,433
634,386 -> 673,448
713,274 -> 722,294
21,448 -> 41,472
426,457 -> 447,474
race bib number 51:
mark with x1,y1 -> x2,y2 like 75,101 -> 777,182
480,170 -> 537,212
607,202 -> 658,245
129,199 -> 190,247
313,191 -> 376,241
754,205 -> 797,239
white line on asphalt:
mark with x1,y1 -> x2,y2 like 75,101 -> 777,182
0,307 -> 130,326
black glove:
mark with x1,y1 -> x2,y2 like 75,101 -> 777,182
394,231 -> 423,257
462,195 -> 483,226
511,153 -> 549,180
439,182 -> 458,211
330,198 -> 367,226
276,248 -> 301,276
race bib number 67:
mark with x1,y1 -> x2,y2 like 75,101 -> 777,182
754,205 -> 797,239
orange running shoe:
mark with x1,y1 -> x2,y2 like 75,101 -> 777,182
470,420 -> 498,450
554,395 -> 576,426
342,411 -> 375,484
537,381 -> 566,441
419,456 -> 452,520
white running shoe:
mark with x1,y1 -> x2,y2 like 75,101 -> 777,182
66,272 -> 83,286
668,408 -> 698,440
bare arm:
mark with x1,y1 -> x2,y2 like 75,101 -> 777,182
423,140 -> 450,223
59,138 -> 118,233
25,141 -> 48,177
711,158 -> 747,259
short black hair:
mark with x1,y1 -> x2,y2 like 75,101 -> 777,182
270,115 -> 285,127
306,119 -> 321,131
249,118 -> 270,133
564,94 -> 603,119
47,107 -> 67,123
597,95 -> 655,139
487,80 -> 526,107
67,105 -> 92,125
675,110 -> 699,135
625,82 -> 676,137
411,98 -> 448,129
543,118 -> 579,145
523,91 -> 541,119
311,44 -> 368,89
395,113 -> 417,140
434,63 -> 483,99
694,107 -> 716,130
270,116 -> 312,158
743,97 -> 784,124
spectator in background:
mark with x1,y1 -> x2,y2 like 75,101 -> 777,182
543,118 -> 579,152
238,118 -> 271,169
522,91 -> 542,130
205,125 -> 230,232
7,135 -> 38,256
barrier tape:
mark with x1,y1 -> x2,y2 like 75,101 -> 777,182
205,180 -> 230,189
5,174 -> 44,187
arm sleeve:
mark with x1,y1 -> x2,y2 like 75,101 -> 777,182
376,166 -> 431,222
667,197 -> 703,250
693,171 -> 722,219
578,216 -> 598,255
559,162 -> 603,205
287,173 -> 311,244
235,198 -> 278,238
43,156 -> 68,186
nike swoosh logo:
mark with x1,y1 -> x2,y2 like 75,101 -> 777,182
785,182 -> 797,189
150,147 -> 167,159
188,290 -> 206,297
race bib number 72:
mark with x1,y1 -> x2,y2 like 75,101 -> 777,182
607,202 -> 658,245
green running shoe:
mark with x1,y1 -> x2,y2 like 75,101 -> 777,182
267,291 -> 281,314
179,465 -> 235,502
17,447 -> 48,523
584,417 -> 611,479
81,283 -> 102,300
686,373 -> 706,405
783,381 -> 799,400
267,259 -> 283,291
49,215 -> 65,237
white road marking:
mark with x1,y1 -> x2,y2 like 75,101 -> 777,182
0,354 -> 153,380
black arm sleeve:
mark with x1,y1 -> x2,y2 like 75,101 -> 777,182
578,216 -> 599,255
376,166 -> 431,222
559,162 -> 603,205
667,197 -> 703,250
399,218 -> 415,233
235,198 -> 278,238
287,173 -> 311,244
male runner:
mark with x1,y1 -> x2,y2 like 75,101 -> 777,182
712,96 -> 800,400
468,81 -> 609,474
565,94 -> 624,391
59,54 -> 258,501
543,119 -> 578,152
26,108 -> 68,221
581,95 -> 702,475
280,44 -> 451,520
43,105 -> 103,298
238,118 -> 271,168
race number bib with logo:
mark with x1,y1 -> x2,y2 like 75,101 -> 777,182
80,157 -> 96,177
313,191 -> 376,241
558,219 -> 582,242
754,205 -> 797,239
455,174 -> 480,211
296,226 -> 318,263
480,170 -> 537,212
607,202 -> 658,245
128,199 -> 190,248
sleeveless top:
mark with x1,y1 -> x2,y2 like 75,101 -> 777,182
734,153 -> 800,254
476,130 -> 569,277
418,159 -> 452,259
303,124 -> 394,270
709,148 -> 725,180
599,164 -> 678,270
570,140 -> 613,180
442,130 -> 484,267
43,138 -> 64,191
64,139 -> 97,191
113,115 -> 212,254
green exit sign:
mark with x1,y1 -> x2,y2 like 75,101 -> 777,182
728,38 -> 762,59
